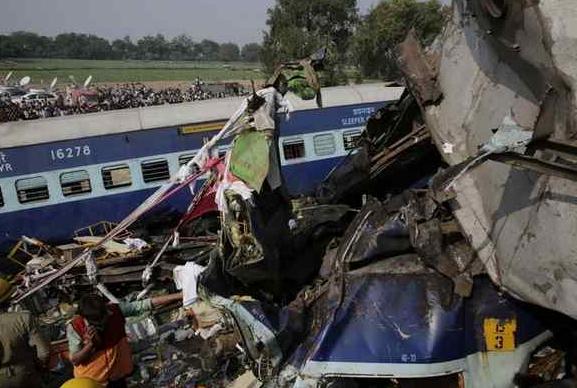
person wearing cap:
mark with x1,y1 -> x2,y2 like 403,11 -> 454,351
67,292 -> 182,388
0,278 -> 50,388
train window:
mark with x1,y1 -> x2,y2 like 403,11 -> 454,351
343,130 -> 362,151
0,187 -> 3,207
179,153 -> 196,166
60,170 -> 92,197
313,134 -> 336,156
16,176 -> 49,204
102,164 -> 132,189
283,139 -> 305,160
141,159 -> 170,183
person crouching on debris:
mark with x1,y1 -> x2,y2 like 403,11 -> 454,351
66,292 -> 182,388
0,278 -> 50,388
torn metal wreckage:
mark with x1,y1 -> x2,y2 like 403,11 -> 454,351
3,1 -> 577,387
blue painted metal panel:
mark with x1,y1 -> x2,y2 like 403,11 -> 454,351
0,102 -> 388,179
309,273 -> 464,364
285,274 -> 545,369
0,126 -> 208,178
282,157 -> 344,196
0,100 -> 392,251
278,103 -> 382,136
0,187 -> 193,252
0,156 -> 336,250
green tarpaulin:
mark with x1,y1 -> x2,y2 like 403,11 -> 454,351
229,130 -> 270,192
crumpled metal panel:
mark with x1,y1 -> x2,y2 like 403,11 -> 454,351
344,205 -> 412,267
306,261 -> 463,365
419,0 -> 577,318
284,258 -> 546,383
398,30 -> 442,105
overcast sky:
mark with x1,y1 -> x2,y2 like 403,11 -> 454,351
0,0 -> 384,45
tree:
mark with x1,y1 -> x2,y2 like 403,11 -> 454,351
170,34 -> 195,60
353,0 -> 446,80
0,35 -> 20,58
53,33 -> 82,58
197,39 -> 220,61
261,0 -> 358,84
218,43 -> 240,62
6,32 -> 52,57
51,33 -> 111,59
0,31 -> 264,63
241,43 -> 262,63
84,35 -> 112,59
112,36 -> 136,60
136,34 -> 170,60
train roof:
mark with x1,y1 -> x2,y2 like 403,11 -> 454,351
0,83 -> 404,148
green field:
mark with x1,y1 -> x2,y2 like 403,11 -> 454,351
0,58 -> 264,85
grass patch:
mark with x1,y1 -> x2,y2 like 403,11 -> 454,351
0,58 -> 264,84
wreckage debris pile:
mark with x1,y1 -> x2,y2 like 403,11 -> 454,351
6,23 -> 577,384
2,220 -> 249,387
1,58 -> 328,387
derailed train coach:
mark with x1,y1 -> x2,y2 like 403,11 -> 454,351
188,0 -> 577,380
283,275 -> 547,387
0,83 -> 403,253
210,195 -> 551,388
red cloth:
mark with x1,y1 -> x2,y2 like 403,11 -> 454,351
71,304 -> 126,351
70,304 -> 133,384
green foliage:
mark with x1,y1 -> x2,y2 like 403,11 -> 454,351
0,58 -> 264,84
197,40 -> 220,61
261,0 -> 358,85
169,34 -> 195,60
353,0 -> 446,80
52,33 -> 111,59
218,43 -> 241,62
241,43 -> 262,63
136,34 -> 170,60
1,31 -> 53,58
0,32 -> 259,63
111,36 -> 137,60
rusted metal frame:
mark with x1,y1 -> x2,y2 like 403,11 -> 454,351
6,240 -> 27,268
7,238 -> 57,268
74,221 -> 133,240
488,152 -> 577,182
397,30 -> 442,105
371,125 -> 428,162
370,129 -> 431,178
95,252 -> 144,267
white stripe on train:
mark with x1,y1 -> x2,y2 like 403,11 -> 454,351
0,126 -> 362,213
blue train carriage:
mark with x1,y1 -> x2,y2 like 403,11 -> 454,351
215,260 -> 551,388
283,272 -> 550,387
211,198 -> 552,387
0,83 -> 404,252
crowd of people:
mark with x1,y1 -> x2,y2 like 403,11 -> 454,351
0,81 -> 245,123
93,82 -> 233,109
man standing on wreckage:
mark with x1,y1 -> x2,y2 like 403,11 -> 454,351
176,50 -> 324,301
